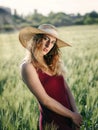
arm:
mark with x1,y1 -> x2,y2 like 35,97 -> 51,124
64,79 -> 83,129
64,80 -> 78,112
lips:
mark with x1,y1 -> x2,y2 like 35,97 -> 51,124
43,48 -> 48,52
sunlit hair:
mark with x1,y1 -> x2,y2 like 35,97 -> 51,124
24,34 -> 66,76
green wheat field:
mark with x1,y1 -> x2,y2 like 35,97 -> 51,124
0,25 -> 98,130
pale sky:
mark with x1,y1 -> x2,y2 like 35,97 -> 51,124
0,0 -> 98,16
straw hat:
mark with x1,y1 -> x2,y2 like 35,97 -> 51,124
19,24 -> 71,48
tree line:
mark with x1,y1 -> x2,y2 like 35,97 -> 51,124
1,9 -> 98,31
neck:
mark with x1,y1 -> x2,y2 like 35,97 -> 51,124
37,56 -> 48,69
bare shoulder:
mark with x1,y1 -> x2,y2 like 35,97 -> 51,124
20,62 -> 38,80
21,62 -> 36,73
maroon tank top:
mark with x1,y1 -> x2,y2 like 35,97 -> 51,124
37,69 -> 74,130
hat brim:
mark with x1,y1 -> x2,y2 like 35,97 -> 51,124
19,26 -> 71,48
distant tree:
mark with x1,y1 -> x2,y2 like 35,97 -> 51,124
83,11 -> 98,24
84,15 -> 94,24
73,13 -> 84,25
77,13 -> 82,18
89,11 -> 98,18
29,9 -> 46,26
48,11 -> 56,19
14,9 -> 17,16
74,19 -> 84,25
49,12 -> 73,26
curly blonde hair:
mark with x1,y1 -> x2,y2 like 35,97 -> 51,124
24,34 -> 66,76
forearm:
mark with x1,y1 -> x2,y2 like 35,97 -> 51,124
42,95 -> 82,128
43,95 -> 74,119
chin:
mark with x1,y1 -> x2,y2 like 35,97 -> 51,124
43,51 -> 48,56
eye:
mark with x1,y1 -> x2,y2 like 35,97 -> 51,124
43,36 -> 49,41
51,39 -> 57,45
51,41 -> 56,45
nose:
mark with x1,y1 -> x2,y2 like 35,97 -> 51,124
45,40 -> 50,48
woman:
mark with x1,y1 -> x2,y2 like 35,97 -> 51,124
19,24 -> 82,130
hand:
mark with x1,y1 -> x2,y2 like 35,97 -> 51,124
71,112 -> 82,128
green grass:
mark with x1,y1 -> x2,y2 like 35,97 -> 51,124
0,25 -> 98,130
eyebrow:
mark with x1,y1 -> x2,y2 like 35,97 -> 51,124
45,35 -> 57,42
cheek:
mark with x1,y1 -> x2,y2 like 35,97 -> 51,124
50,44 -> 54,50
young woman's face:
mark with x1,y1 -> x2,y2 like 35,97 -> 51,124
41,34 -> 57,55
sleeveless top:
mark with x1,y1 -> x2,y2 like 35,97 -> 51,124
37,69 -> 74,130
